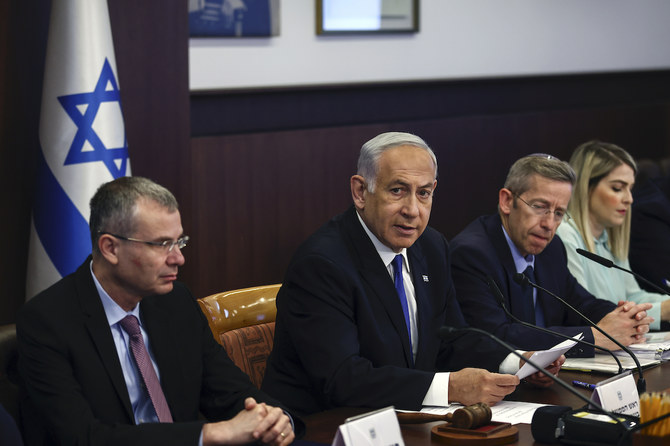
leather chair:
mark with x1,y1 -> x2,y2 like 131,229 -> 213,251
198,284 -> 280,388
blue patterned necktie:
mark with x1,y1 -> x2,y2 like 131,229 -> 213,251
524,265 -> 545,327
392,255 -> 413,357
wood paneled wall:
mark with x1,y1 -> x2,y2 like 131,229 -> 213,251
2,0 -> 670,323
189,72 -> 670,302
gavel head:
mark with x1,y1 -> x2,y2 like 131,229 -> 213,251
451,402 -> 493,429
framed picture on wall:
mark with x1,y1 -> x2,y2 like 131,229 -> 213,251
189,0 -> 280,37
317,0 -> 419,35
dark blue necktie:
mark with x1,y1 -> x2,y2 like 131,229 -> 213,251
524,265 -> 545,327
392,255 -> 413,356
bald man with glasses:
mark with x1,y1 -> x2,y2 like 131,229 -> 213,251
449,154 -> 652,357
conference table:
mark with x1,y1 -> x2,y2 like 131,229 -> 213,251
302,361 -> 669,445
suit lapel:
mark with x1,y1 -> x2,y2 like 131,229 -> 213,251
407,242 -> 430,366
342,208 -> 414,366
75,261 -> 134,422
485,215 -> 531,320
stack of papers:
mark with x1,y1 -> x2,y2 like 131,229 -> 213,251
614,331 -> 670,361
563,352 -> 661,374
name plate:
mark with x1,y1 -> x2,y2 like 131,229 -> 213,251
591,371 -> 640,416
332,406 -> 404,446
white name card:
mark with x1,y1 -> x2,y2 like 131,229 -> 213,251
332,406 -> 404,446
591,371 -> 640,417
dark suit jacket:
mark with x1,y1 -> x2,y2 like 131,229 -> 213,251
630,175 -> 670,293
0,403 -> 22,446
17,258 -> 298,446
450,214 -> 615,357
261,207 -> 509,416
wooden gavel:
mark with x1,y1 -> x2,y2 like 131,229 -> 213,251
397,402 -> 493,428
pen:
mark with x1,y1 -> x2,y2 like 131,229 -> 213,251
572,380 -> 596,391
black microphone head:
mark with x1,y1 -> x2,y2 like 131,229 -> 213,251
576,248 -> 614,268
513,272 -> 529,286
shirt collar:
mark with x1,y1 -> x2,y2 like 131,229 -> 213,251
90,260 -> 142,327
566,218 -> 609,247
356,211 -> 409,271
594,228 -> 609,246
501,224 -> 535,273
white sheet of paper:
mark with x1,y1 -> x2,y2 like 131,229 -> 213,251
408,401 -> 549,425
516,334 -> 581,379
490,400 -> 550,424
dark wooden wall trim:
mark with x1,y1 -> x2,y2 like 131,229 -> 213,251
188,78 -> 670,297
191,70 -> 670,136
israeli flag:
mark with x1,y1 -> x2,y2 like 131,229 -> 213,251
26,0 -> 131,299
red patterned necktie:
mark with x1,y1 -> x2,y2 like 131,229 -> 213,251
118,315 -> 173,423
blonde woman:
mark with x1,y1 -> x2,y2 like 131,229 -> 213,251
556,140 -> 670,329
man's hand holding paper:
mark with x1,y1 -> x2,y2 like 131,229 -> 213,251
515,336 -> 581,387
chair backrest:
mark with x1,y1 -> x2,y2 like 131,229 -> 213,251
0,324 -> 19,424
198,284 -> 280,388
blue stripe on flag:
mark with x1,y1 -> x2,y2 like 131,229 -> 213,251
33,147 -> 92,277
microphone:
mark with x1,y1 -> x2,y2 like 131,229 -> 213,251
513,272 -> 646,393
485,276 -> 624,374
576,248 -> 670,296
438,326 -> 636,444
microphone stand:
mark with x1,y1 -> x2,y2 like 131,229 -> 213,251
438,325 -> 633,434
576,248 -> 670,296
485,275 -> 624,374
513,273 -> 646,393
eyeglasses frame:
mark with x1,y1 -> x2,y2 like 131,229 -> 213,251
99,232 -> 189,252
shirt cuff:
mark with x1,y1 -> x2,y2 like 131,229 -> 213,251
499,351 -> 524,374
422,372 -> 450,406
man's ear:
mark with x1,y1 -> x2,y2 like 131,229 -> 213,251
98,233 -> 120,265
498,188 -> 514,215
351,175 -> 367,211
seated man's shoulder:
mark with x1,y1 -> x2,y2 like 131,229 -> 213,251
450,216 -> 497,260
21,272 -> 79,317
541,232 -> 569,259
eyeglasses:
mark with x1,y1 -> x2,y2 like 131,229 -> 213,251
514,195 -> 568,222
100,232 -> 189,252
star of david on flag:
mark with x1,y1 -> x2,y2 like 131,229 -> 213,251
59,59 -> 129,178
26,0 -> 131,299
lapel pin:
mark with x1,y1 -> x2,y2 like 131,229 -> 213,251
422,275 -> 429,282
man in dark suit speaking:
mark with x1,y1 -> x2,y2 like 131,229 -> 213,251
17,176 -> 298,446
262,132 -> 560,416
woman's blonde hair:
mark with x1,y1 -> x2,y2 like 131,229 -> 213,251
567,140 -> 637,260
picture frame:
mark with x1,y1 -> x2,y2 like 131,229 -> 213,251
316,0 -> 419,35
189,0 -> 280,37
